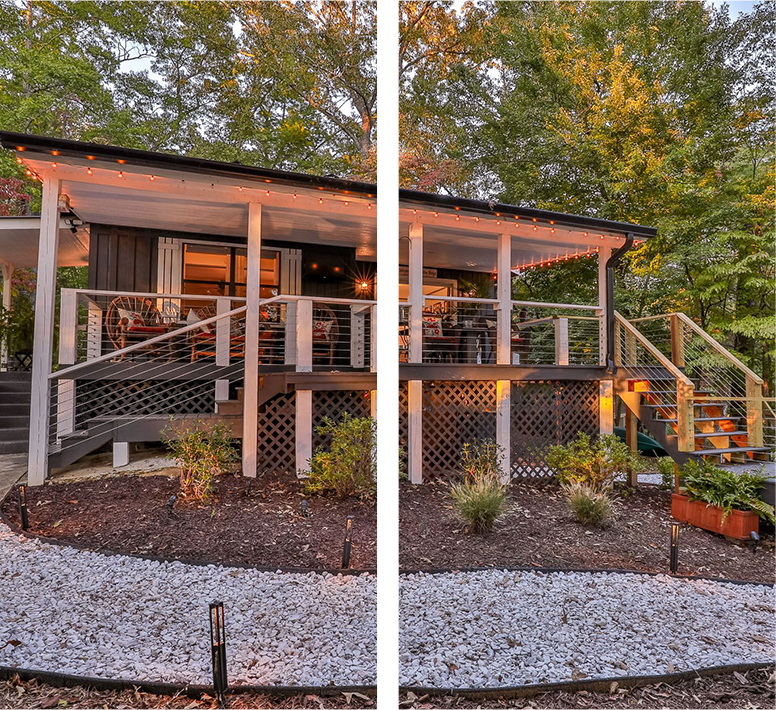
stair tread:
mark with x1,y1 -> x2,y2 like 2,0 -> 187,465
642,402 -> 725,409
689,447 -> 770,455
658,416 -> 740,423
694,430 -> 748,438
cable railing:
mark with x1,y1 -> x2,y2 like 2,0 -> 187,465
630,313 -> 770,456
614,312 -> 695,451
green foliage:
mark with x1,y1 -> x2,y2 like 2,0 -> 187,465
563,481 -> 615,527
547,433 -> 645,491
680,459 -> 775,525
449,439 -> 507,533
302,414 -> 376,499
656,457 -> 676,490
162,419 -> 238,502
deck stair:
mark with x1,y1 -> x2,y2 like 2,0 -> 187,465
613,313 -> 773,466
0,371 -> 31,454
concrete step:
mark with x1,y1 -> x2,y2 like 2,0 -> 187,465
0,381 -> 32,393
0,392 -> 30,404
0,404 -> 31,416
0,415 -> 29,428
0,440 -> 27,454
0,428 -> 28,442
0,371 -> 31,381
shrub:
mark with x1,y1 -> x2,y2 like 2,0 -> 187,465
563,481 -> 615,527
450,476 -> 507,533
302,414 -> 376,499
162,420 -> 238,502
449,439 -> 507,533
547,433 -> 645,491
657,457 -> 676,490
680,460 -> 775,525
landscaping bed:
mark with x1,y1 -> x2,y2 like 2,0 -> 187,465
0,666 -> 776,710
399,479 -> 774,583
1,471 -> 376,570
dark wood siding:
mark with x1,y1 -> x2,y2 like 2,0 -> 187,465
88,225 -> 158,293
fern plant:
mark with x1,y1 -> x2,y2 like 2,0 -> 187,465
680,460 -> 775,525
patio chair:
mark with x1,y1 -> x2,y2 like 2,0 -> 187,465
423,313 -> 458,362
312,304 -> 339,365
105,296 -> 173,361
189,303 -> 246,362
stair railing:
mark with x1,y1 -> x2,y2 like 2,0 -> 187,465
630,312 -> 769,453
614,312 -> 696,452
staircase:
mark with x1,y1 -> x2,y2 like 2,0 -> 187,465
614,313 -> 772,465
0,371 -> 30,454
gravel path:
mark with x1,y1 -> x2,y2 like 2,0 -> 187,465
0,524 -> 376,686
400,570 -> 775,688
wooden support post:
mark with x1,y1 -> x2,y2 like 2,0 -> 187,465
0,259 -> 13,370
408,222 -> 423,364
746,376 -> 764,446
242,202 -> 262,478
350,303 -> 367,369
28,177 -> 61,486
598,247 -> 611,366
215,297 -> 230,402
370,389 -> 377,419
599,380 -> 614,435
296,299 -> 313,373
113,441 -> 130,468
613,320 -> 622,367
408,379 -> 423,484
625,407 -> 639,486
56,288 -> 78,439
676,380 -> 695,452
284,301 -> 297,366
497,232 -> 512,365
554,317 -> 569,366
369,304 -> 377,373
295,389 -> 313,474
496,380 -> 511,483
669,314 -> 685,368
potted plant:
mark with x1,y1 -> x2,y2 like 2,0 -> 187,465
671,459 -> 775,540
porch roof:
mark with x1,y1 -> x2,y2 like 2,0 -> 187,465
1,132 -> 659,271
0,216 -> 89,269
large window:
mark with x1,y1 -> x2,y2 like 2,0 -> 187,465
182,243 -> 280,298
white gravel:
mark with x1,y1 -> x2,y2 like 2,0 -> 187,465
400,569 -> 775,688
0,523 -> 376,686
4,522 -> 772,691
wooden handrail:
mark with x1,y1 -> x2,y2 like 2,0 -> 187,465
614,312 -> 694,388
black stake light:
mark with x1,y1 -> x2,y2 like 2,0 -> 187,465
341,516 -> 354,569
166,494 -> 177,516
18,485 -> 29,531
670,522 -> 680,574
209,602 -> 228,708
301,499 -> 309,518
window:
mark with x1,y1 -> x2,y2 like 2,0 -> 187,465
182,243 -> 280,298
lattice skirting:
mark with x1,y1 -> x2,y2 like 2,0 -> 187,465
510,380 -> 599,478
397,380 -> 600,480
312,390 -> 372,450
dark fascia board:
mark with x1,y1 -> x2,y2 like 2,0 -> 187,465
399,188 -> 658,239
1,132 -> 656,237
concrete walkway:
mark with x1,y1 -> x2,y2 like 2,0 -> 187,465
0,453 -> 26,501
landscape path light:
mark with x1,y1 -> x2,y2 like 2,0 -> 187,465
18,485 -> 29,531
209,601 -> 228,708
341,516 -> 354,569
670,522 -> 680,574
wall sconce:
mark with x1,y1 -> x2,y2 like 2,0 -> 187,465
358,279 -> 371,294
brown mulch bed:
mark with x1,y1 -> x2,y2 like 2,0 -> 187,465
0,472 -> 376,570
400,479 -> 774,583
0,667 -> 776,710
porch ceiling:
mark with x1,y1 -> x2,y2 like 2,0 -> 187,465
0,217 -> 89,268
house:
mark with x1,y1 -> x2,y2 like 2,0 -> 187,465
0,132 -> 770,489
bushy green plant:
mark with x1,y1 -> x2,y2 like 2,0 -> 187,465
563,481 -> 615,526
302,414 -> 376,499
162,420 -> 238,502
680,460 -> 775,525
657,457 -> 676,490
449,439 -> 507,533
547,433 -> 645,491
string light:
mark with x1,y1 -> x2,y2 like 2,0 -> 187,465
117,171 -> 124,178
150,175 -> 155,181
87,167 -> 92,175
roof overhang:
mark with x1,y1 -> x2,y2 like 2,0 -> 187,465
0,216 -> 89,269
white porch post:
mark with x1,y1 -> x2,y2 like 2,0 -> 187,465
369,304 -> 377,373
1,259 -> 14,370
242,202 -> 262,478
56,288 -> 78,439
408,379 -> 423,484
296,299 -> 313,372
496,232 -> 512,365
554,317 -> 569,366
495,233 -> 512,482
598,246 -> 611,366
215,296 -> 231,402
295,389 -> 313,474
408,222 -> 423,364
27,177 -> 61,486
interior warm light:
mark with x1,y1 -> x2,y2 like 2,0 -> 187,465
86,155 -> 95,160
117,159 -> 126,164
51,150 -> 59,156
16,146 -> 25,151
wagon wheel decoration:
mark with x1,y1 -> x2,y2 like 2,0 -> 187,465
105,295 -> 166,351
312,303 -> 340,364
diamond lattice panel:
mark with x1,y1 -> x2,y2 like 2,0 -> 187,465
422,381 -> 497,479
399,382 -> 408,473
312,390 -> 371,450
258,393 -> 296,475
510,380 -> 600,478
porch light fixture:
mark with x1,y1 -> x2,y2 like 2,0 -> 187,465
18,485 -> 29,531
341,516 -> 354,569
359,280 -> 370,293
209,602 -> 228,708
670,522 -> 680,574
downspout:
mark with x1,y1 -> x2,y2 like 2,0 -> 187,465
606,233 -> 634,373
